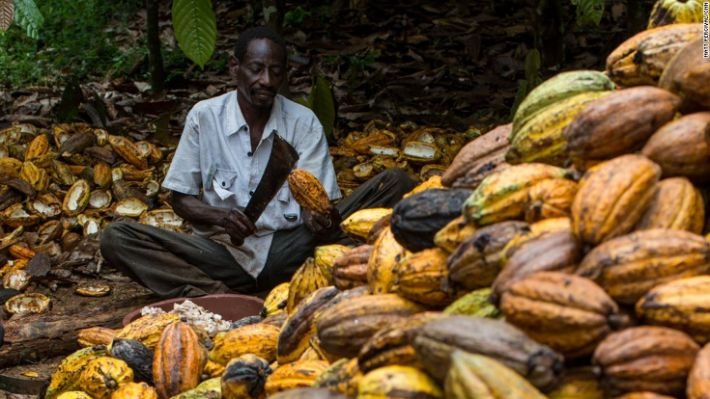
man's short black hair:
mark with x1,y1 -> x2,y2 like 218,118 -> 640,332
234,26 -> 287,64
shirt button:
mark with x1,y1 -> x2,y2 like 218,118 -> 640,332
221,181 -> 226,187
249,190 -> 254,196
247,151 -> 253,157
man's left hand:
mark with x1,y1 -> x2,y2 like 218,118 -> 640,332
304,207 -> 341,237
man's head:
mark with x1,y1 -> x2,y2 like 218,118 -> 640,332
231,27 -> 287,110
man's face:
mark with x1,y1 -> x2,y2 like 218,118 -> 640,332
233,38 -> 286,110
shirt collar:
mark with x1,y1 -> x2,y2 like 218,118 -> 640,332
226,91 -> 285,139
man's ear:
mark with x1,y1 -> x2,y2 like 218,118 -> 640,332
229,55 -> 239,79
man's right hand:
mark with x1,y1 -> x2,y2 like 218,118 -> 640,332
223,208 -> 256,246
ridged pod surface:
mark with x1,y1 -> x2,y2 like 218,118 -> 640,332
357,365 -> 442,399
277,286 -> 339,364
357,312 -> 445,373
152,322 -> 205,399
500,272 -> 625,357
512,70 -> 615,134
314,244 -> 349,283
46,346 -> 108,399
546,368 -> 604,399
261,282 -> 289,318
490,226 -> 581,303
593,326 -> 699,396
443,288 -> 500,319
635,177 -> 704,233
636,276 -> 710,344
108,135 -> 148,170
441,124 -> 510,187
270,387 -> 347,399
367,226 -> 407,294
616,393 -> 678,399
109,382 -> 158,399
286,257 -> 330,313
648,0 -> 705,28
264,359 -> 329,396
571,154 -> 661,247
447,221 -> 530,291
508,91 -> 612,166
688,343 -> 710,399
395,248 -> 453,308
339,208 -> 392,240
316,293 -> 423,359
287,168 -> 332,215
220,354 -> 272,399
312,358 -> 361,397
332,244 -> 371,290
677,63 -> 710,109
391,188 -> 472,252
444,351 -> 546,399
578,229 -> 710,304
412,315 -> 564,390
433,215 -> 476,254
78,356 -> 134,399
463,163 -> 572,226
114,313 -> 180,350
565,86 -> 681,165
642,112 -> 710,182
523,178 -> 577,223
77,327 -> 116,348
109,338 -> 153,384
606,23 -> 703,86
209,322 -> 280,365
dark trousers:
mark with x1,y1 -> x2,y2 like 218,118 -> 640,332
100,169 -> 416,298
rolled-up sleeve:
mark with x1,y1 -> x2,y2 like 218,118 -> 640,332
162,108 -> 202,195
295,117 -> 342,201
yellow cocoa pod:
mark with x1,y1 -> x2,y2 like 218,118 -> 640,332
261,282 -> 289,318
359,365 -> 442,398
433,215 -> 476,254
314,244 -> 350,282
221,354 -> 272,399
209,323 -> 280,365
0,157 -> 22,178
77,327 -> 116,347
56,392 -> 93,399
444,351 -> 545,399
20,161 -> 49,191
78,356 -> 134,399
340,208 -> 392,240
367,226 -> 407,294
264,359 -> 329,396
110,382 -> 158,399
115,312 -> 181,350
25,134 -> 50,160
287,168 -> 332,215
286,257 -> 330,313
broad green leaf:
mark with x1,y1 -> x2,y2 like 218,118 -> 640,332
307,76 -> 336,141
14,0 -> 43,40
0,0 -> 13,32
571,0 -> 605,26
172,0 -> 216,68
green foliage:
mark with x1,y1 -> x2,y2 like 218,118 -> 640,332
172,0 -> 216,69
570,0 -> 605,26
284,6 -> 311,27
13,0 -> 43,39
296,76 -> 336,141
0,0 -> 142,87
511,49 -> 542,118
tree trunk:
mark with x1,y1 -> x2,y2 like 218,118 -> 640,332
146,0 -> 164,93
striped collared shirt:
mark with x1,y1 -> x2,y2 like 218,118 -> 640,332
162,91 -> 341,278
